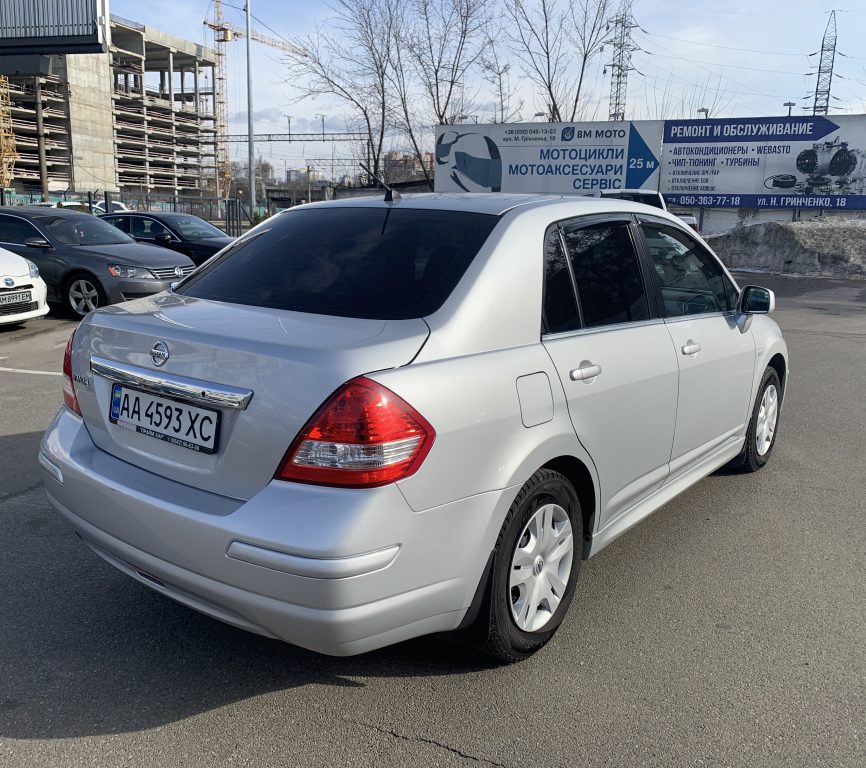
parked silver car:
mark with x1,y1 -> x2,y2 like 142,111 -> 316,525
40,194 -> 788,662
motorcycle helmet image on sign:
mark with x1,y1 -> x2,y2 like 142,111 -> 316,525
436,131 -> 502,192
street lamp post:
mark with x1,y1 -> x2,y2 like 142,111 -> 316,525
316,113 -> 326,140
697,107 -> 709,119
245,0 -> 255,215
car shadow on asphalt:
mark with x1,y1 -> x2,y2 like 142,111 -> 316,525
0,433 -> 496,740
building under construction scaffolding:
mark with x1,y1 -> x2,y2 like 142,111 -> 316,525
5,15 -> 217,196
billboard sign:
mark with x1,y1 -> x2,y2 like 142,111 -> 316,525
661,115 -> 866,209
434,121 -> 663,194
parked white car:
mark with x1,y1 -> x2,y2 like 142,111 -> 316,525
0,245 -> 49,326
41,194 -> 788,662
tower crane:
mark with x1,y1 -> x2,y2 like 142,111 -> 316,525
205,0 -> 304,197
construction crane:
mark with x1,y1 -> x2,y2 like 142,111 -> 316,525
0,75 -> 15,188
205,0 -> 304,197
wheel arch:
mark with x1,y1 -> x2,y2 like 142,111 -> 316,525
768,352 -> 787,398
541,455 -> 597,559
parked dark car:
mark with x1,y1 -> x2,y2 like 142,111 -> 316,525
0,207 -> 195,317
100,212 -> 234,266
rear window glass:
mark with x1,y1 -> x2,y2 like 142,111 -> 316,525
602,192 -> 664,209
177,207 -> 499,319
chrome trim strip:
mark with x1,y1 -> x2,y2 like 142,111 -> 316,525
90,356 -> 253,410
542,317 -> 663,341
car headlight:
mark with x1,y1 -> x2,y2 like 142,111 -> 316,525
25,259 -> 39,278
107,264 -> 155,279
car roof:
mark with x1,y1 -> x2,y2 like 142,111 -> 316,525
297,193 -> 670,217
1,205 -> 93,220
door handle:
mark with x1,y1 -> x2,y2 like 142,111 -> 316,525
681,340 -> 702,356
569,362 -> 602,381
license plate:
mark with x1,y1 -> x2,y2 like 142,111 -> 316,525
109,384 -> 220,454
0,290 -> 31,305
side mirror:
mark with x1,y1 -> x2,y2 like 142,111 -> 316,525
738,285 -> 775,315
24,237 -> 52,249
155,233 -> 173,243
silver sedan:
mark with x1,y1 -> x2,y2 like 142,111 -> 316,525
40,194 -> 788,661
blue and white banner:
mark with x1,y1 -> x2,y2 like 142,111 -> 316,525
434,115 -> 866,209
660,115 -> 866,209
434,121 -> 663,194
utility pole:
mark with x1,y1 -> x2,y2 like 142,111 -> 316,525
285,115 -> 292,136
316,113 -> 326,140
608,0 -> 636,121
812,10 -> 836,116
783,101 -> 796,117
245,0 -> 256,214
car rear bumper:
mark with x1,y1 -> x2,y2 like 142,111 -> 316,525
40,407 -> 507,655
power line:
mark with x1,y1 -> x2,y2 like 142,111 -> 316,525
655,0 -> 862,17
636,29 -> 809,58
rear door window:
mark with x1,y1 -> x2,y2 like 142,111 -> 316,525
560,220 -> 650,328
177,207 -> 499,320
542,226 -> 580,334
0,215 -> 41,244
103,215 -> 130,234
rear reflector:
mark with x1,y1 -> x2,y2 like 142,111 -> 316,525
276,377 -> 435,488
62,329 -> 82,416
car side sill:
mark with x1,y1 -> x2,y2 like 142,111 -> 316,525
588,436 -> 744,558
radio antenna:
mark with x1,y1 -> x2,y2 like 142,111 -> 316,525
359,163 -> 401,202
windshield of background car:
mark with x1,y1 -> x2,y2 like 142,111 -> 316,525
177,207 -> 499,319
163,215 -> 227,241
42,215 -> 134,246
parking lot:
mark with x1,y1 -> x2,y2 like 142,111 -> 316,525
0,273 -> 863,768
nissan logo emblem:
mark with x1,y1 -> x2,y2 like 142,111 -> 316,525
150,341 -> 169,367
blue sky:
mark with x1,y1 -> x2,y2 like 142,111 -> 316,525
108,0 -> 866,175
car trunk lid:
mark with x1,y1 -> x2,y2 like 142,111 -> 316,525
71,294 -> 429,500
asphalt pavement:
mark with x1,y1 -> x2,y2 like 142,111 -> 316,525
0,276 -> 863,768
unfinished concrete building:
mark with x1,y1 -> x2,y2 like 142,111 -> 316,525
6,15 -> 217,196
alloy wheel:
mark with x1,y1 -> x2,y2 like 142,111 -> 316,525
69,279 -> 100,315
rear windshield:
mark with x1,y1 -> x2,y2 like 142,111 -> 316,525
601,191 -> 664,209
177,207 -> 499,319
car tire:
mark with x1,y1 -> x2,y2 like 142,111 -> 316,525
477,468 -> 582,663
733,367 -> 782,473
64,272 -> 107,318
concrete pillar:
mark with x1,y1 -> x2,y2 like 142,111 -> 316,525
168,50 -> 174,109
34,78 -> 49,200
193,62 -> 200,115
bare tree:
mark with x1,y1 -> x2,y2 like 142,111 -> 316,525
568,0 -> 612,121
285,0 -> 393,177
480,41 -> 523,123
404,0 -> 491,125
505,0 -> 612,122
386,0 -> 434,186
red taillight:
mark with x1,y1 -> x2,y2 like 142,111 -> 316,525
62,329 -> 82,416
276,377 -> 435,488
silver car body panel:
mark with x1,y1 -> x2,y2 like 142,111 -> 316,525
40,193 -> 789,655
